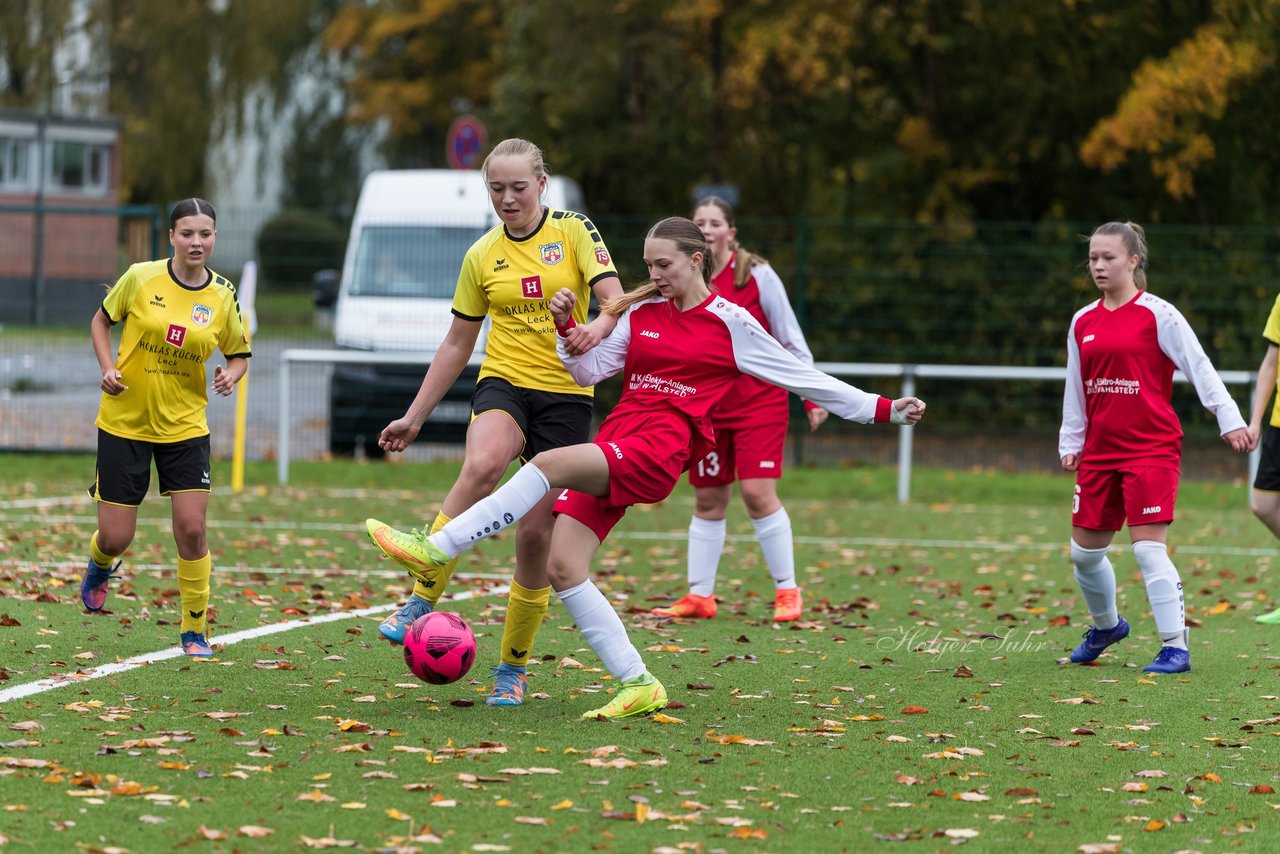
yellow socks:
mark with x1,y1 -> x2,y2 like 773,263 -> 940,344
499,580 -> 551,667
89,531 -> 116,569
414,511 -> 459,605
178,553 -> 212,633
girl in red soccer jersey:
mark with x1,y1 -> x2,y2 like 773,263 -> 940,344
1059,221 -> 1252,674
652,196 -> 826,624
82,198 -> 251,657
367,217 -> 924,719
371,138 -> 623,709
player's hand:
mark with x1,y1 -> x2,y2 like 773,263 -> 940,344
549,289 -> 577,328
561,323 -> 600,356
1061,454 -> 1080,472
1222,426 -> 1252,454
212,364 -> 236,397
100,368 -> 127,395
378,417 -> 422,453
807,406 -> 829,431
889,397 -> 925,425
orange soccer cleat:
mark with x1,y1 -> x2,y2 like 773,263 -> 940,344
773,587 -> 803,623
651,592 -> 717,619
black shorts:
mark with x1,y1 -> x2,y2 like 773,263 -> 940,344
1255,424 -> 1280,492
471,377 -> 593,462
88,430 -> 212,506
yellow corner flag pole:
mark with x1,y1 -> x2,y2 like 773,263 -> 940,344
231,260 -> 259,493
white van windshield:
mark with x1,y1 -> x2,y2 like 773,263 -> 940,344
349,225 -> 485,298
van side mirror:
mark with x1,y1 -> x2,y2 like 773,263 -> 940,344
313,269 -> 340,308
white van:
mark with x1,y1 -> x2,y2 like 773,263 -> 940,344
320,169 -> 584,457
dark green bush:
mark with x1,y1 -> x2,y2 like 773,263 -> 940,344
256,209 -> 346,292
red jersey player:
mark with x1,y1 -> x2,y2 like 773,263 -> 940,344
1059,221 -> 1251,675
653,197 -> 826,624
367,216 -> 925,720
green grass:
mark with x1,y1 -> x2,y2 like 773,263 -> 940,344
0,454 -> 1276,851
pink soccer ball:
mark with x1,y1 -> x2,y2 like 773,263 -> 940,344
403,611 -> 477,685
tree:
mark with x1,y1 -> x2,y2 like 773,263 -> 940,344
91,0 -> 326,203
323,0 -> 501,168
1080,0 -> 1279,219
0,0 -> 77,110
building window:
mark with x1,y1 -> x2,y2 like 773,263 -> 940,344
47,140 -> 111,196
0,136 -> 32,191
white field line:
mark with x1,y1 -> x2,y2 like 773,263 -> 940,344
0,584 -> 507,704
1,560 -> 512,581
2,507 -> 1275,559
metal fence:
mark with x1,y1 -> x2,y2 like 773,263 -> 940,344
2,213 -> 1275,484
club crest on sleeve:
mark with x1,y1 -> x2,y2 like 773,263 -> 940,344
539,242 -> 564,265
521,275 -> 544,299
595,247 -> 610,266
191,303 -> 213,326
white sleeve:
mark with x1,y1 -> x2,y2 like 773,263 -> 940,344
557,303 -> 635,386
1059,314 -> 1087,458
720,307 -> 882,423
1152,298 -> 1247,436
753,264 -> 814,366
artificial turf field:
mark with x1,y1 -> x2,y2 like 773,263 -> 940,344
1,453 -> 1277,852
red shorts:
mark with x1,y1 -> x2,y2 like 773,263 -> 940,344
554,409 -> 694,541
688,418 -> 787,488
1072,466 -> 1179,531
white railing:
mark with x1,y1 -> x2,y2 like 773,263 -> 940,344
278,348 -> 1259,501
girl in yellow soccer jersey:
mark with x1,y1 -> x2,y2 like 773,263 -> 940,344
82,198 -> 251,658
369,138 -> 623,707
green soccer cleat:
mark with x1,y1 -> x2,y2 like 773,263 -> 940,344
1256,606 -> 1280,625
581,672 -> 668,720
366,518 -> 450,586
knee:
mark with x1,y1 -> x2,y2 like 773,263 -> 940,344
740,487 -> 780,518
1070,539 -> 1109,570
96,530 -> 133,556
1251,494 -> 1275,523
694,486 -> 730,518
172,519 -> 208,555
460,452 -> 511,490
544,553 -> 583,591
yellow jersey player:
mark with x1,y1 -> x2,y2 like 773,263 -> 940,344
83,198 -> 251,658
368,138 -> 623,707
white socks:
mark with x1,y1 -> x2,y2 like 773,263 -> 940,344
1133,540 -> 1187,650
687,507 -> 797,596
752,507 -> 797,590
557,579 -> 645,682
430,464 -> 551,558
686,516 -> 726,596
1070,540 -> 1118,630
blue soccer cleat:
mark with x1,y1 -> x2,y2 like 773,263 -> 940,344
81,559 -> 122,612
486,663 -> 528,706
378,595 -> 434,645
180,631 -> 214,657
1068,616 -> 1130,663
1142,646 -> 1191,674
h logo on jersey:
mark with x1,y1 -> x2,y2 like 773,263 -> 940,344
166,324 -> 187,348
191,303 -> 212,327
521,275 -> 543,298
539,241 -> 563,265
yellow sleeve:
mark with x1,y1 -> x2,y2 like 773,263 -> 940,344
451,242 -> 489,320
218,283 -> 252,357
568,214 -> 617,290
1263,293 -> 1280,346
101,265 -> 142,322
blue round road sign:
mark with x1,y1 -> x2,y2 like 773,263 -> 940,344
446,115 -> 488,170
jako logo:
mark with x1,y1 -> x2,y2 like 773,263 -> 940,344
639,330 -> 659,339
1082,334 -> 1095,343
606,442 -> 624,460
1142,505 -> 1162,514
